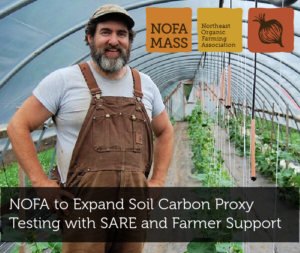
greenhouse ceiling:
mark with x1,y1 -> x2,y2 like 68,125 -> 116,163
0,0 -> 300,125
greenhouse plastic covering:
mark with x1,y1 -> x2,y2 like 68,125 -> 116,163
0,0 -> 300,131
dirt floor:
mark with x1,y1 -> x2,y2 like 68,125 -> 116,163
143,122 -> 200,253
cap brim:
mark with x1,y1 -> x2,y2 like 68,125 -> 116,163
93,12 -> 134,29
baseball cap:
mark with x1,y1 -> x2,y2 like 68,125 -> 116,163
91,4 -> 134,29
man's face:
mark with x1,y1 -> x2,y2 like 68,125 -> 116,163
88,20 -> 131,73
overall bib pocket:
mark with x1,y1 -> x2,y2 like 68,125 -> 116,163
92,113 -> 145,152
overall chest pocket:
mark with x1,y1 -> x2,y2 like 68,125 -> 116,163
92,113 -> 145,152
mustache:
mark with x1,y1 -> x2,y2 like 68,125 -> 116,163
104,45 -> 123,51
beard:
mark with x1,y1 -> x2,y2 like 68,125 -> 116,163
90,40 -> 130,73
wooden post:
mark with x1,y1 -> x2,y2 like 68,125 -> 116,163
226,65 -> 231,108
232,102 -> 237,117
217,84 -> 220,110
221,69 -> 225,101
251,119 -> 256,179
271,103 -> 275,146
15,108 -> 26,253
202,87 -> 205,109
241,103 -> 244,135
213,81 -> 215,101
199,87 -> 202,100
245,101 -> 248,134
262,101 -> 265,136
18,163 -> 26,253
220,70 -> 223,101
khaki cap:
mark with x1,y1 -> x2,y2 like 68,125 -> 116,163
92,4 -> 134,28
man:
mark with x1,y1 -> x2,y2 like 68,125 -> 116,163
7,4 -> 174,253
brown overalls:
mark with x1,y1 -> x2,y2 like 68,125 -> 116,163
61,62 -> 153,253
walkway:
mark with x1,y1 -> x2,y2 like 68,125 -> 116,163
143,122 -> 200,253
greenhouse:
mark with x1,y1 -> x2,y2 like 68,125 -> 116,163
0,0 -> 299,252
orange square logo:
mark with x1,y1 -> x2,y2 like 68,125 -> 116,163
248,8 -> 294,53
146,7 -> 192,53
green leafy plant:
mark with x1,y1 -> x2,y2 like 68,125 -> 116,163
170,116 -> 176,126
185,102 -> 241,252
187,102 -> 235,187
0,148 -> 56,188
1,213 -> 62,253
219,110 -> 300,207
10,240 -> 62,253
1,148 -> 59,252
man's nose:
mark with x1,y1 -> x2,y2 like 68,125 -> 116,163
108,33 -> 119,46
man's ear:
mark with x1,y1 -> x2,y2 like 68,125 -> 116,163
87,34 -> 93,44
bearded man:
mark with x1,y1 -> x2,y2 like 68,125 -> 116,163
7,4 -> 174,253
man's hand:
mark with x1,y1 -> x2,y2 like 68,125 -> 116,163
147,179 -> 164,209
34,178 -> 74,218
147,178 -> 164,188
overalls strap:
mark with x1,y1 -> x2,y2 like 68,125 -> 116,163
131,67 -> 143,99
78,62 -> 102,97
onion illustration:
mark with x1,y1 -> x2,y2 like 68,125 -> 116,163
253,13 -> 284,47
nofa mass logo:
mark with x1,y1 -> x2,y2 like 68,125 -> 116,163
146,7 -> 192,53
248,8 -> 294,53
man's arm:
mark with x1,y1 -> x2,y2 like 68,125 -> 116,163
7,95 -> 73,215
7,95 -> 56,187
148,109 -> 174,187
